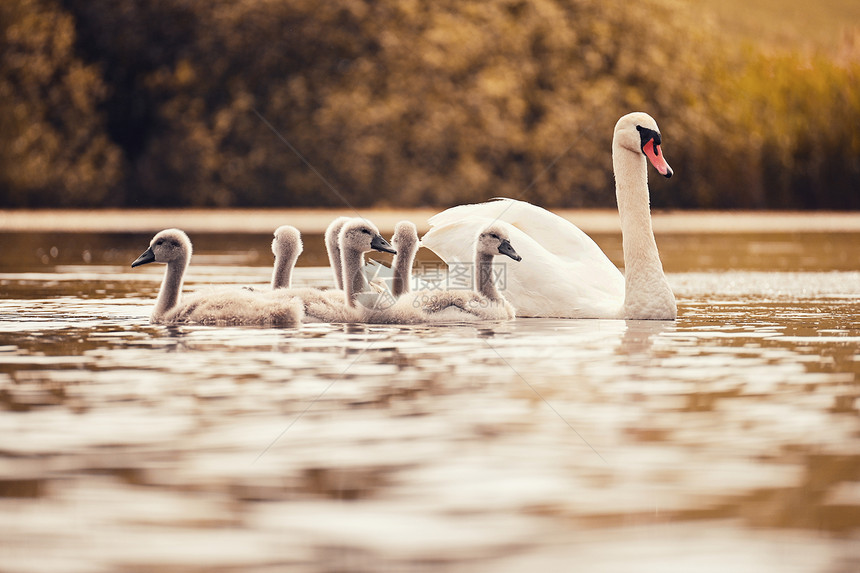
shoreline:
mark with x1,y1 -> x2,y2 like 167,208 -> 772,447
1,208 -> 859,234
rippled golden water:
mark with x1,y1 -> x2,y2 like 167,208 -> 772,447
0,231 -> 858,572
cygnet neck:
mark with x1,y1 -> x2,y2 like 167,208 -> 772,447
325,218 -> 349,289
476,251 -> 502,303
271,246 -> 300,289
155,255 -> 189,319
342,246 -> 367,308
392,238 -> 417,298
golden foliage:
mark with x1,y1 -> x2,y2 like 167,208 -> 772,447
0,0 -> 122,206
0,0 -> 858,209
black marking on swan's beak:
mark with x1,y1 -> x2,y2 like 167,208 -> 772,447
637,125 -> 661,148
498,239 -> 522,262
370,234 -> 397,255
638,125 -> 673,179
131,247 -> 156,268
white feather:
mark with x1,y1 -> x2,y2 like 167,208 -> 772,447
422,112 -> 677,320
422,211 -> 622,318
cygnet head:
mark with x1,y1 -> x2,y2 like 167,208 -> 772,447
132,229 -> 192,267
477,226 -> 521,262
614,112 -> 673,178
339,219 -> 397,255
392,220 -> 419,252
272,225 -> 303,259
325,216 -> 351,242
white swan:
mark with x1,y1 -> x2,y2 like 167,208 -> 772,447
131,229 -> 304,325
271,225 -> 302,289
422,112 -> 677,320
360,225 -> 521,323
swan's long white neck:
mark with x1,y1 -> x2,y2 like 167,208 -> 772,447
476,252 -> 502,303
154,256 -> 188,319
613,142 -> 676,319
342,247 -> 366,308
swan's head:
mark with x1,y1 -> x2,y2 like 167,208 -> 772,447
478,226 -> 522,262
272,225 -> 303,260
614,112 -> 673,178
392,220 -> 419,253
132,228 -> 192,267
339,218 -> 397,255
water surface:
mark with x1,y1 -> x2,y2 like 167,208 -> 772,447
0,229 -> 858,572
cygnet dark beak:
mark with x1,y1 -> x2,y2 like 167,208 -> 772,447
131,247 -> 156,268
370,234 -> 397,255
498,239 -> 522,262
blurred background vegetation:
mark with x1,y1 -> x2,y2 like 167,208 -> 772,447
0,0 -> 858,209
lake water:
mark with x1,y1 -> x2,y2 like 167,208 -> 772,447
1,226 -> 859,572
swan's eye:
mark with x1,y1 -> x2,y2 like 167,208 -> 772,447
636,125 -> 661,150
490,234 -> 500,240
361,229 -> 372,235
155,239 -> 164,246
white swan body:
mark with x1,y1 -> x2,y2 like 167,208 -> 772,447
131,229 -> 304,326
422,112 -> 676,320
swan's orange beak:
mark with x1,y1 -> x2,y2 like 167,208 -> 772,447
643,139 -> 673,178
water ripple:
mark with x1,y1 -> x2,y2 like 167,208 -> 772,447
0,265 -> 858,572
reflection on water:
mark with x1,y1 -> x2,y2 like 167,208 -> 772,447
0,230 -> 859,572
2,230 -> 859,273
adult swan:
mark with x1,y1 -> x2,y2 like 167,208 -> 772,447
421,112 -> 676,320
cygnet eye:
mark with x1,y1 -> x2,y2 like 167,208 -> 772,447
156,239 -> 164,246
361,229 -> 372,235
490,234 -> 500,240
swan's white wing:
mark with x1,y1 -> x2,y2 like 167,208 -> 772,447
428,198 -> 607,259
422,213 -> 625,318
421,217 -> 493,264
